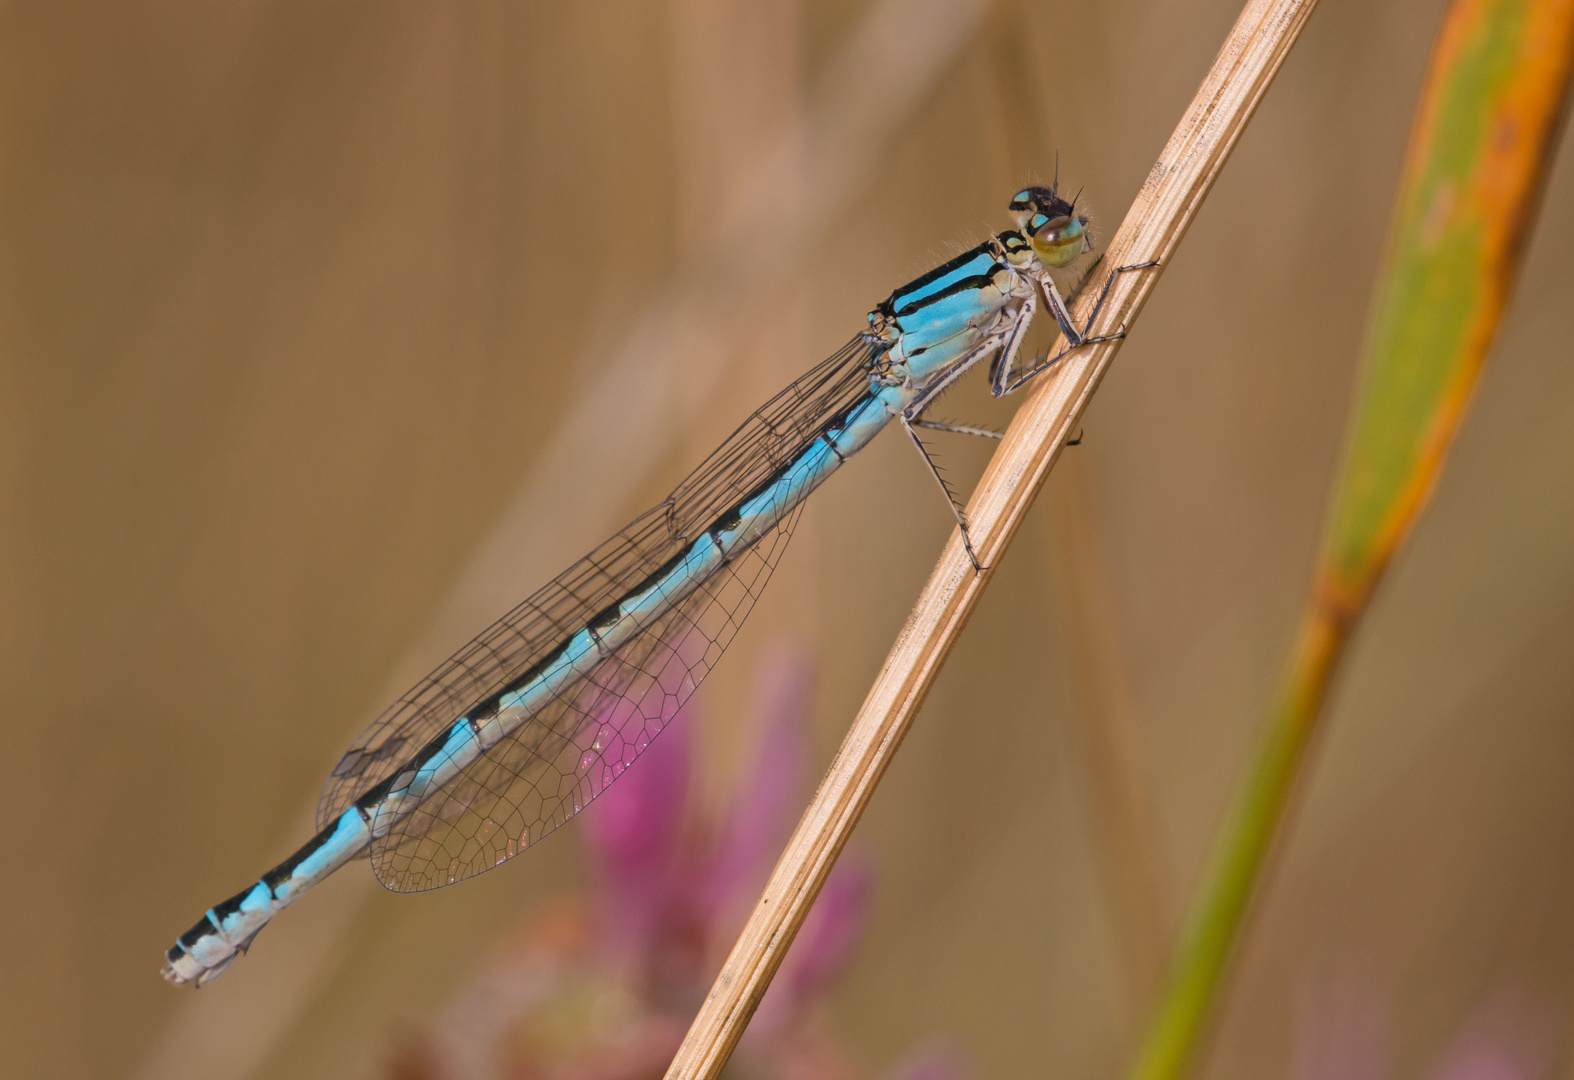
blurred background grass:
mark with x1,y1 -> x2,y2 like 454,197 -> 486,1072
3,1 -> 1574,1078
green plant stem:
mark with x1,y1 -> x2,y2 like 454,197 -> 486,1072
1123,3 -> 1574,1078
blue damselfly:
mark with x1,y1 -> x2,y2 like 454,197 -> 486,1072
162,182 -> 1154,986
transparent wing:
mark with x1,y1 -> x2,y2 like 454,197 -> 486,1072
369,507 -> 800,891
316,336 -> 873,848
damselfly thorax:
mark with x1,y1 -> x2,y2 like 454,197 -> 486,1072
866,231 -> 1038,392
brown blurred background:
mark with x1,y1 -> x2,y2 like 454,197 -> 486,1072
4,0 -> 1574,1077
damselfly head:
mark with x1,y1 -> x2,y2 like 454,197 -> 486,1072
1007,184 -> 1094,269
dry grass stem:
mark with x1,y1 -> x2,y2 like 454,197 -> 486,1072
662,2 -> 1321,1078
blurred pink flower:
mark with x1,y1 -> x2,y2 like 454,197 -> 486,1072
1291,972 -> 1556,1080
394,642 -> 966,1080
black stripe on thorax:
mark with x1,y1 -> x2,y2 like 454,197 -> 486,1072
882,242 -> 993,301
892,270 -> 1002,319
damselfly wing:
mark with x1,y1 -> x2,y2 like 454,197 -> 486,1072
318,338 -> 873,891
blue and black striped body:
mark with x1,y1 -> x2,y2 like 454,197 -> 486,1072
868,232 -> 1036,385
164,227 -> 1047,986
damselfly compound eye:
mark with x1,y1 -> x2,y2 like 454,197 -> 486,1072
1031,214 -> 1087,267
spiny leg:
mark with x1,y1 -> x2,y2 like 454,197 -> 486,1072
1031,249 -> 1111,342
1036,265 -> 1083,347
987,285 -> 1038,396
911,418 -> 1002,440
982,288 -> 1045,398
915,415 -> 1082,446
998,259 -> 1162,396
897,289 -> 1047,563
1061,251 -> 1106,306
900,415 -> 984,572
996,339 -> 1084,395
1072,257 -> 1161,343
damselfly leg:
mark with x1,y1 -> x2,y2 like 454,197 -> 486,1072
910,419 -> 1002,439
992,258 -> 1161,396
900,416 -> 984,570
895,299 -> 1035,570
